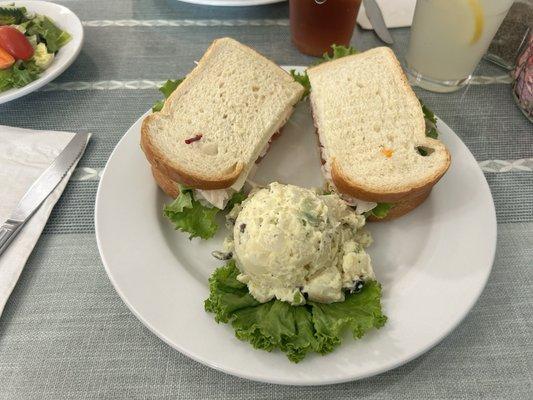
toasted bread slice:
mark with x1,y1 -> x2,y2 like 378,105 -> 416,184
141,37 -> 304,190
307,47 -> 450,205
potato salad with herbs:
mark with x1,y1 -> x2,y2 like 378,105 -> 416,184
225,182 -> 375,305
205,182 -> 386,362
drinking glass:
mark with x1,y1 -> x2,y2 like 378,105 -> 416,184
290,0 -> 362,57
406,0 -> 514,93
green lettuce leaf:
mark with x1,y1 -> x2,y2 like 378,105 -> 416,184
159,79 -> 182,98
226,190 -> 247,209
425,127 -> 438,139
290,69 -> 310,98
164,187 -> 246,240
418,100 -> 439,144
0,5 -> 27,25
318,44 -> 357,64
26,15 -> 71,53
205,261 -> 386,362
413,100 -> 440,157
0,61 -> 41,92
310,282 -> 387,353
204,260 -> 260,321
420,100 -> 437,125
0,69 -> 11,92
164,186 -> 219,240
152,79 -> 184,112
417,147 -> 428,156
365,203 -> 394,219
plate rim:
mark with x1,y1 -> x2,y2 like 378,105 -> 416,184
0,0 -> 84,105
95,68 -> 497,385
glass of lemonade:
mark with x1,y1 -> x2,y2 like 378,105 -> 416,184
406,0 -> 514,92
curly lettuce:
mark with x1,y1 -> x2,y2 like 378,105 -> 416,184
417,100 -> 439,156
420,99 -> 439,140
420,100 -> 437,125
290,69 -> 310,98
319,44 -> 357,63
164,186 -> 246,240
0,60 -> 41,92
0,5 -> 27,25
152,79 -> 184,112
25,15 -> 71,53
365,203 -> 394,219
205,261 -> 387,362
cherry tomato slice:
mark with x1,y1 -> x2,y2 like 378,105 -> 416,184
0,46 -> 15,69
0,26 -> 34,61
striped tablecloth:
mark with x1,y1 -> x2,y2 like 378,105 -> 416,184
0,1 -> 531,398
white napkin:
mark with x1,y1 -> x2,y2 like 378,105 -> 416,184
0,125 -> 89,317
357,0 -> 416,30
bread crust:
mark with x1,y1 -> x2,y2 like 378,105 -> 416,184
367,188 -> 432,222
141,114 -> 243,189
141,37 -> 302,191
151,165 -> 180,198
309,47 -> 451,208
331,154 -> 450,203
144,124 -> 287,195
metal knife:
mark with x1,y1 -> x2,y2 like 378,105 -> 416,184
0,132 -> 89,256
363,0 -> 394,45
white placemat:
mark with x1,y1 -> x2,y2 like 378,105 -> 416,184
0,126 -> 88,316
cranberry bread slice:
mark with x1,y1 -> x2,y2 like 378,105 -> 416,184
141,37 -> 304,192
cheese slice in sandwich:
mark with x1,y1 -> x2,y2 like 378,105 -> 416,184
141,37 -> 305,209
307,47 -> 451,220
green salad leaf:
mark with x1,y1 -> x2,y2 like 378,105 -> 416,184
0,70 -> 11,92
164,187 -> 219,240
290,69 -> 310,98
205,261 -> 387,362
159,79 -> 182,98
425,127 -> 438,139
0,61 -> 41,92
26,15 -> 71,53
418,100 -> 439,155
365,203 -> 394,219
226,190 -> 247,209
152,78 -> 184,112
417,147 -> 428,156
164,186 -> 246,240
420,100 -> 437,125
318,44 -> 358,64
0,5 -> 28,25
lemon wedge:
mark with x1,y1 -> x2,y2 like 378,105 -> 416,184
468,0 -> 484,44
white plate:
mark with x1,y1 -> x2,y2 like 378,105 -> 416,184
95,67 -> 496,385
176,0 -> 285,6
0,1 -> 83,105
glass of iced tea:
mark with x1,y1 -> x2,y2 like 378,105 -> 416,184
290,0 -> 362,57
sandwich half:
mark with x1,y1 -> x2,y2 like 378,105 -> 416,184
307,47 -> 451,221
141,37 -> 304,210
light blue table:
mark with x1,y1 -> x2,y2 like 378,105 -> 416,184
0,1 -> 531,398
